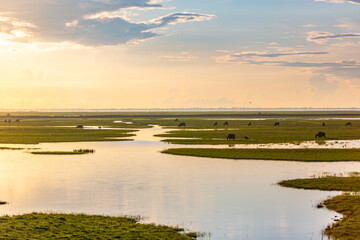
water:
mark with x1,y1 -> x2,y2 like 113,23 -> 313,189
0,126 -> 359,239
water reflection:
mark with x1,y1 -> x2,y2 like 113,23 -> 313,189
0,126 -> 359,239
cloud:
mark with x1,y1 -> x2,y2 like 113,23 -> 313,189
231,51 -> 328,58
307,31 -> 360,43
309,74 -> 338,94
159,53 -> 198,62
0,0 -> 215,47
315,0 -> 360,4
215,50 -> 360,80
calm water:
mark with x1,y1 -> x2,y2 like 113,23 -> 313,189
1,126 -> 359,239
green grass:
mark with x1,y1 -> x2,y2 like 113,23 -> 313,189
0,127 -> 136,144
163,148 -> 360,162
279,176 -> 360,240
31,151 -> 88,155
279,176 -> 360,191
154,119 -> 360,145
0,213 -> 196,239
323,194 -> 360,240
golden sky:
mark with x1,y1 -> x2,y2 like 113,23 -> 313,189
1,0 -> 360,109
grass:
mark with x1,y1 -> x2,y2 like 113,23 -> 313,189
163,148 -> 360,162
31,151 -> 88,155
0,127 -> 136,144
279,175 -> 360,240
0,213 -> 197,239
31,149 -> 95,155
279,176 -> 360,191
153,119 -> 360,145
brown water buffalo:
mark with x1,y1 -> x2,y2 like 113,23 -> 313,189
227,133 -> 235,140
315,131 -> 326,138
345,122 -> 352,126
178,122 -> 186,127
274,122 -> 280,127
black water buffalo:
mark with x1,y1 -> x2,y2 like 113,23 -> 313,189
178,122 -> 186,127
315,131 -> 326,138
224,122 -> 229,126
227,133 -> 235,140
322,122 -> 326,127
274,122 -> 280,127
76,125 -> 84,129
345,122 -> 352,126
214,122 -> 218,126
244,136 -> 249,140
175,118 -> 179,122
248,122 -> 252,126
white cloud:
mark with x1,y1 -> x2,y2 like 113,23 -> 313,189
315,0 -> 360,4
0,0 -> 215,47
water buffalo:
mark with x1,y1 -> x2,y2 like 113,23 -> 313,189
76,125 -> 84,129
274,122 -> 280,127
244,136 -> 249,140
175,118 -> 179,122
248,122 -> 252,126
227,133 -> 235,140
178,122 -> 186,127
224,122 -> 229,126
345,122 -> 352,126
315,131 -> 326,138
214,122 -> 218,126
322,122 -> 326,127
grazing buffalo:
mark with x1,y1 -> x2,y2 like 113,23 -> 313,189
244,136 -> 249,140
76,125 -> 84,129
248,122 -> 252,126
175,118 -> 179,122
315,131 -> 326,138
274,122 -> 280,127
15,119 -> 20,122
227,133 -> 236,140
178,122 -> 186,127
214,122 -> 218,126
322,122 -> 326,127
224,122 -> 229,126
345,122 -> 352,126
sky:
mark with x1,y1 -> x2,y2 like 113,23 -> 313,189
0,0 -> 360,109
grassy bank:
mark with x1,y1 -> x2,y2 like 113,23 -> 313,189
163,148 -> 360,162
31,151 -> 88,155
0,127 -> 136,144
279,175 -> 360,240
0,213 -> 196,239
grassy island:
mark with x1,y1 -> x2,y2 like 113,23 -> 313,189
0,213 -> 197,239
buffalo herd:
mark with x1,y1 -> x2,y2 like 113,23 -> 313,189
172,119 -> 354,141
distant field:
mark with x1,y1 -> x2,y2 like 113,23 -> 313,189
0,111 -> 359,145
0,127 -> 136,144
151,119 -> 360,145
